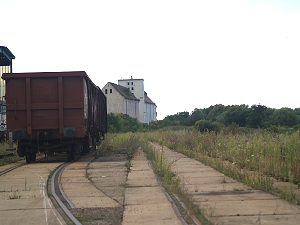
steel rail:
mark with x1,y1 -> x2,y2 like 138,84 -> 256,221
58,164 -> 75,209
51,163 -> 82,225
0,155 -> 45,176
0,164 -> 20,176
1,153 -> 82,224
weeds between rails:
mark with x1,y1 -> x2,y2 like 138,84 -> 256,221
98,131 -> 300,215
97,132 -> 209,224
145,129 -> 300,205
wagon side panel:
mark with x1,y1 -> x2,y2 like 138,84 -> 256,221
5,73 -> 86,139
5,78 -> 27,134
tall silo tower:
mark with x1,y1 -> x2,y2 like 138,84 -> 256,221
118,77 -> 145,123
0,46 -> 15,133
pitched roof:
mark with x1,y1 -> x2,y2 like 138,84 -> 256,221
0,46 -> 15,66
144,92 -> 156,105
108,82 -> 139,101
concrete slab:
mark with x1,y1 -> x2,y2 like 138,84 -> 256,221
1,208 -> 66,225
125,187 -> 170,205
88,167 -> 126,174
90,184 -> 125,204
191,190 -> 278,202
125,186 -> 166,195
89,176 -> 126,186
150,142 -> 300,225
62,182 -> 106,197
122,148 -> 182,225
60,169 -> 86,178
183,182 -> 251,193
0,162 -> 67,225
62,157 -> 122,209
127,176 -> 159,187
86,156 -> 128,207
212,214 -> 300,225
200,198 -> 300,217
123,203 -> 182,225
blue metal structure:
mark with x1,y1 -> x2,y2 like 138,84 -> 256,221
0,46 -> 15,140
0,46 -> 15,72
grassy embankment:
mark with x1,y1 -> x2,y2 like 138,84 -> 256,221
97,130 -> 300,209
145,129 -> 300,204
96,132 -> 209,224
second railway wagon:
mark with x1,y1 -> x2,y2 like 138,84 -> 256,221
2,71 -> 107,163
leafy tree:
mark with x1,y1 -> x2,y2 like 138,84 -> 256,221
188,108 -> 206,125
202,105 -> 214,117
294,108 -> 300,124
107,113 -> 120,133
164,111 -> 190,125
176,111 -> 190,122
261,107 -> 275,127
247,104 -> 268,128
107,113 -> 140,133
195,120 -> 220,132
149,119 -> 173,130
215,111 -> 227,124
110,104 -> 300,133
217,105 -> 250,127
207,104 -> 227,121
273,108 -> 297,126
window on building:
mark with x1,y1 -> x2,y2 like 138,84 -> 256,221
131,87 -> 134,90
110,89 -> 112,93
105,89 -> 107,94
131,82 -> 133,85
127,82 -> 130,85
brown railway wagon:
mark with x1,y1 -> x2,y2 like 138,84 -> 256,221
2,71 -> 107,163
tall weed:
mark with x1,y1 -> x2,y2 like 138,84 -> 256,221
144,130 -> 300,203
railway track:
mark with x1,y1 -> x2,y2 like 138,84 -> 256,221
0,152 -> 125,224
0,152 -> 14,159
1,150 -> 197,225
50,162 -> 81,225
0,155 -> 68,224
0,153 -> 88,224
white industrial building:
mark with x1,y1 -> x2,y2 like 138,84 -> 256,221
102,82 -> 140,120
103,77 -> 157,124
118,78 -> 157,124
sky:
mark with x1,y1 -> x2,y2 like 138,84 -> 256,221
1,0 -> 300,120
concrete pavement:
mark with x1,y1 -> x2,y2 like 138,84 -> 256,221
150,142 -> 300,225
0,162 -> 67,225
122,148 -> 183,225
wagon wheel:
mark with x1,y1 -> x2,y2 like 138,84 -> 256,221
30,153 -> 36,162
17,145 -> 25,157
25,152 -> 31,164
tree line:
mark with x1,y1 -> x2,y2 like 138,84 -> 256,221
107,104 -> 300,133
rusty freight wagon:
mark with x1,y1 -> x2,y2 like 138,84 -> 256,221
2,71 -> 107,163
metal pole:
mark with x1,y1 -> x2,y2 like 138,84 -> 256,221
7,132 -> 16,150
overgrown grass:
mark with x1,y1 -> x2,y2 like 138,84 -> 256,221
97,132 -> 209,224
96,130 -> 300,222
0,141 -> 23,166
141,141 -> 209,224
145,129 -> 300,204
96,132 -> 143,171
